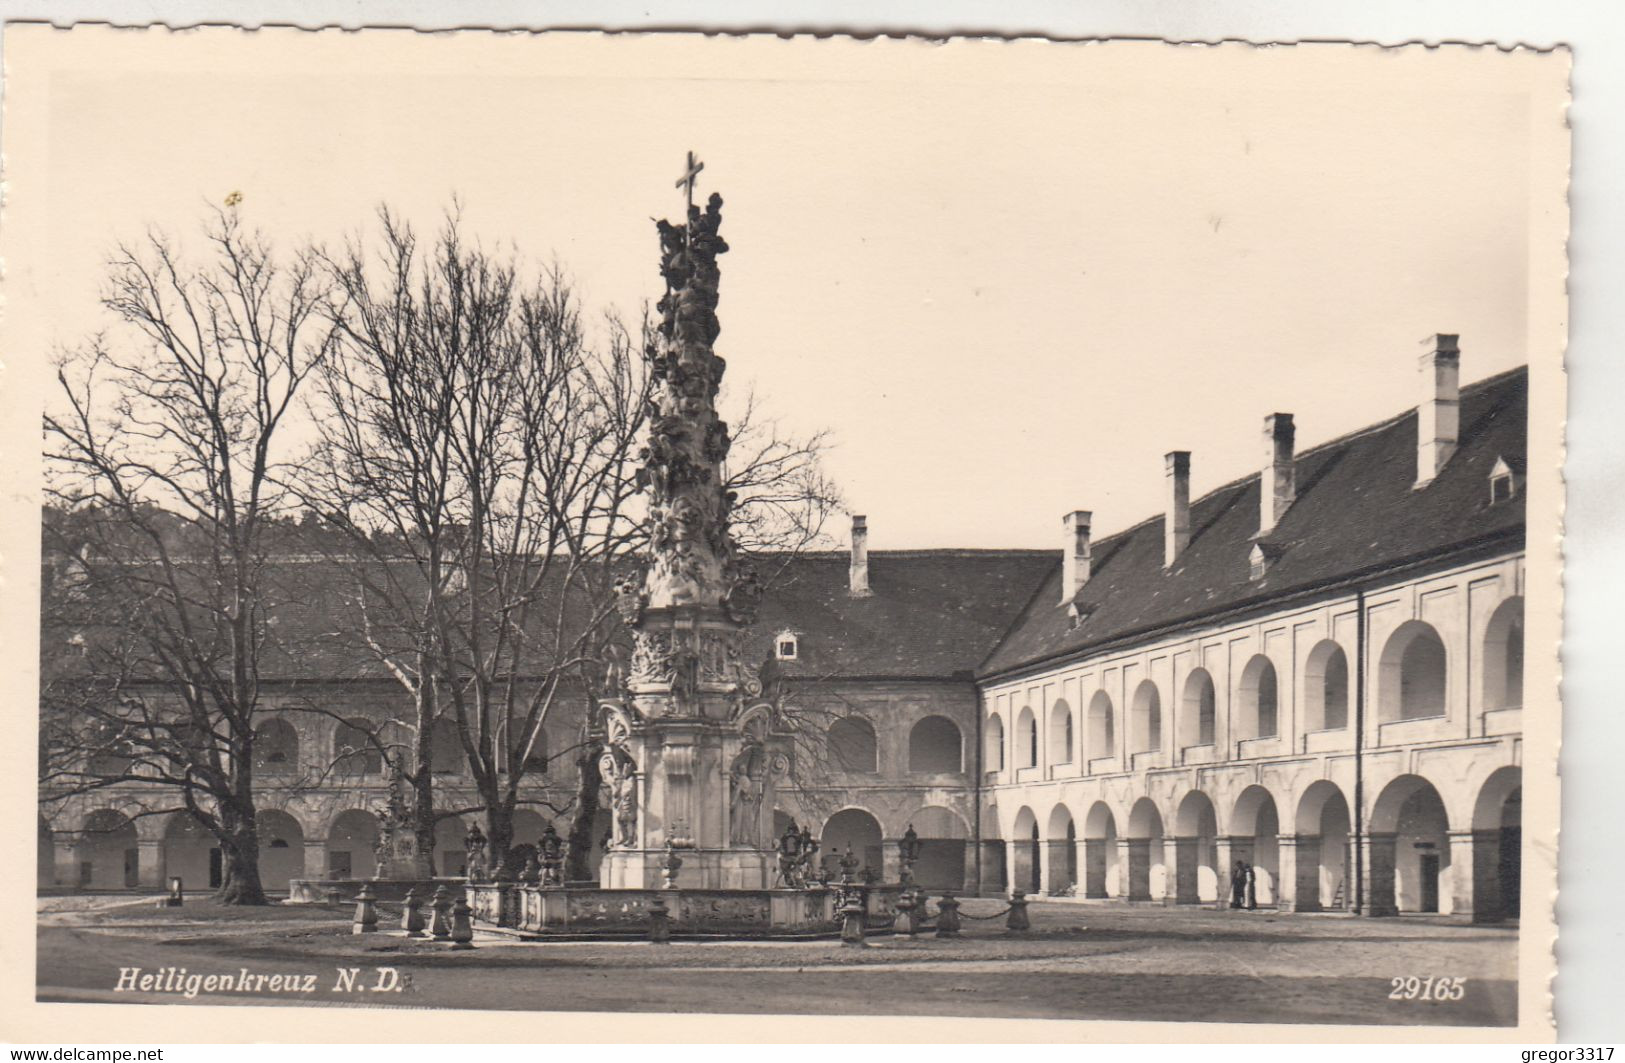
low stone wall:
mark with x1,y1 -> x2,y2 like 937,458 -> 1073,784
286,877 -> 463,904
467,883 -> 903,937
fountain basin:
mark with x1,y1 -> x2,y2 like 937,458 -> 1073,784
466,883 -> 902,938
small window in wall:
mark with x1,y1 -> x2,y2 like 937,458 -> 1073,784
775,632 -> 799,661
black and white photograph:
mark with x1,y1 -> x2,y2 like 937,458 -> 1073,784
1,25 -> 1569,1041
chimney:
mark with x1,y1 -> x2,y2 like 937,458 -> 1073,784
1416,333 -> 1461,487
848,514 -> 870,596
1062,510 -> 1092,603
1259,413 -> 1296,536
1164,451 -> 1191,568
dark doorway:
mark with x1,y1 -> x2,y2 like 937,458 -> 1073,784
1419,852 -> 1440,913
1028,823 -> 1041,894
208,848 -> 223,888
1499,787 -> 1522,919
123,848 -> 139,888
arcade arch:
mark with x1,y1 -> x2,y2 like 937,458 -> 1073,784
1130,680 -> 1162,754
1369,774 -> 1451,914
253,718 -> 299,775
77,808 -> 138,888
1173,791 -> 1219,904
1303,640 -> 1350,732
1015,707 -> 1038,769
821,807 -> 883,877
1231,785 -> 1281,904
828,717 -> 879,774
1126,797 -> 1166,902
984,714 -> 1005,772
1083,801 -> 1120,898
1471,766 -> 1522,922
1045,803 -> 1078,894
908,716 -> 963,773
1292,781 -> 1351,911
1047,700 -> 1073,766
1379,621 -> 1448,722
327,808 -> 379,880
1483,598 -> 1525,712
1180,668 -> 1216,748
1087,691 -> 1115,762
1237,655 -> 1279,739
1011,806 -> 1041,894
258,809 -> 305,893
902,805 -> 969,891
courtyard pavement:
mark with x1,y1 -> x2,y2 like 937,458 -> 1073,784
34,894 -> 1518,1027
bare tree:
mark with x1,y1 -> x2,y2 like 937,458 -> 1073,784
41,209 -> 334,903
299,209 -> 649,872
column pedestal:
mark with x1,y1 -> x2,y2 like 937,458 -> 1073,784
1446,829 -> 1478,920
1364,832 -> 1399,917
137,838 -> 165,888
1083,837 -> 1108,898
1289,834 -> 1323,912
1173,836 -> 1201,904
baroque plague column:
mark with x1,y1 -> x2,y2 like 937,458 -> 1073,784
600,162 -> 789,890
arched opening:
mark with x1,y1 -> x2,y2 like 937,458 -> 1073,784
1292,781 -> 1351,911
1303,640 -> 1350,731
984,714 -> 1005,772
1047,700 -> 1073,766
1083,802 -> 1120,898
77,809 -> 138,889
1230,785 -> 1281,905
1180,668 -> 1216,747
1086,690 -> 1115,763
1369,774 -> 1451,915
1046,804 -> 1078,894
1130,680 -> 1162,754
1483,598 -> 1525,713
908,716 -> 962,773
821,808 -> 883,879
1010,807 -> 1040,895
163,812 -> 219,891
506,809 -> 550,875
1126,798 -> 1166,902
333,719 -> 381,777
1470,766 -> 1522,922
1173,791 -> 1219,904
327,809 -> 379,880
1015,707 -> 1038,769
430,718 -> 462,775
38,816 -> 55,888
431,814 -> 466,876
253,717 -> 299,775
1237,655 -> 1279,740
1379,621 -> 1449,722
257,809 -> 305,893
828,717 -> 879,774
903,805 -> 970,891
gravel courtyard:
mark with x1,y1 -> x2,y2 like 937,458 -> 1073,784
36,894 -> 1518,1027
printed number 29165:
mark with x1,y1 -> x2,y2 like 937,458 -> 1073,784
1389,976 -> 1466,1001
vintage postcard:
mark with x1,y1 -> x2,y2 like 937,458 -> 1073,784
0,26 -> 1568,1042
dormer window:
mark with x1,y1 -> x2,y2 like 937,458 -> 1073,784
775,632 -> 799,661
1489,456 -> 1523,505
1249,540 -> 1285,581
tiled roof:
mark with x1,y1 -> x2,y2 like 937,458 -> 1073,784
747,550 -> 1057,680
978,367 -> 1528,679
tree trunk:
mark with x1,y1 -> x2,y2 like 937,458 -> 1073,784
412,677 -> 437,876
484,799 -> 514,878
565,737 -> 604,883
215,820 -> 268,905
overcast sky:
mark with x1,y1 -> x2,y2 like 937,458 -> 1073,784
5,29 -> 1561,548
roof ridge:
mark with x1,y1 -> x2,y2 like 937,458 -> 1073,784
1076,365 -> 1529,557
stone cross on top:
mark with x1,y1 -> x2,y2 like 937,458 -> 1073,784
675,151 -> 705,211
